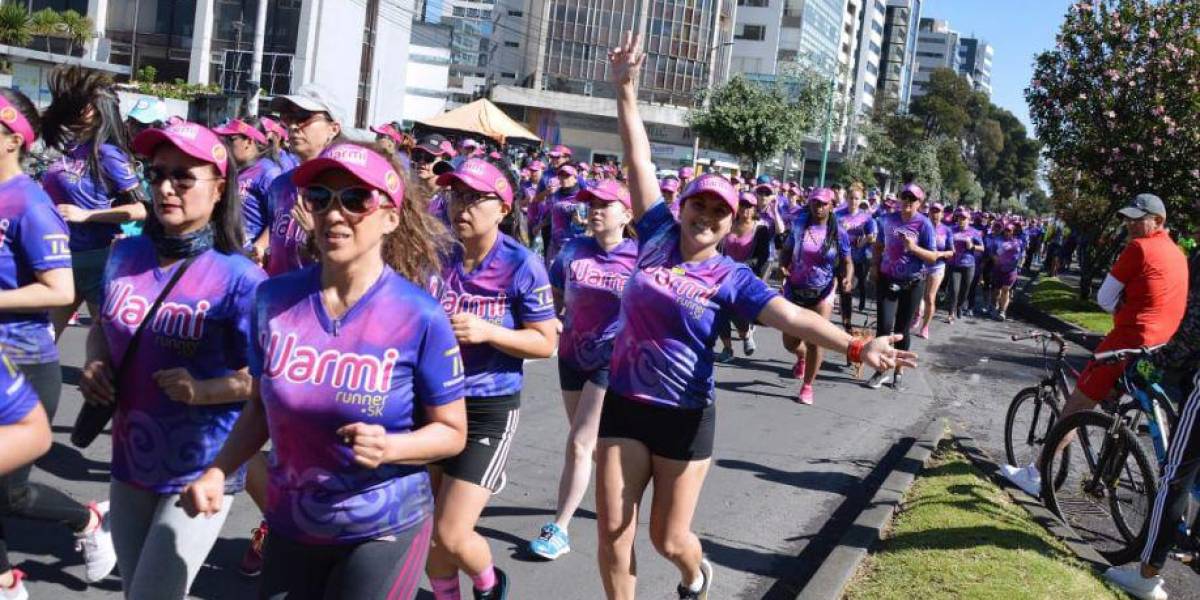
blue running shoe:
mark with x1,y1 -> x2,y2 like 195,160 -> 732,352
529,523 -> 570,560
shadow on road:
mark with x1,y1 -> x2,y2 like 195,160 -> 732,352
715,459 -> 861,495
35,442 -> 110,483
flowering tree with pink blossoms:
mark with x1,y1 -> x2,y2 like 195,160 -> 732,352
1026,0 -> 1200,295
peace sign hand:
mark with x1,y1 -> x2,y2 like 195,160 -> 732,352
608,31 -> 645,89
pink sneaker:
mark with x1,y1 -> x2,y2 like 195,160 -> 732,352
797,384 -> 814,405
917,324 -> 930,339
792,359 -> 805,380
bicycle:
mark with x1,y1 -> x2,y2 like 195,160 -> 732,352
1037,346 -> 1198,566
1003,330 -> 1077,489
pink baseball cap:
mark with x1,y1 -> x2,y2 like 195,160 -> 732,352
133,121 -> 230,177
370,123 -> 404,145
528,160 -> 546,172
436,157 -> 514,206
0,95 -> 35,151
930,202 -> 944,211
679,166 -> 694,178
548,144 -> 572,157
679,173 -> 738,213
738,191 -> 758,207
659,177 -> 680,193
292,143 -> 405,207
579,179 -> 631,209
460,138 -> 480,149
213,119 -> 268,146
808,187 -> 835,204
899,183 -> 926,202
557,164 -> 578,177
754,183 -> 774,195
261,117 -> 288,140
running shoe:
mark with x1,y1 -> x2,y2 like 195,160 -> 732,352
76,501 -> 116,583
714,348 -> 734,363
792,359 -> 805,380
999,464 -> 1042,497
0,569 -> 27,600
1103,565 -> 1168,600
997,311 -> 1007,322
796,384 -> 814,405
917,324 -> 930,339
676,558 -> 714,600
743,335 -> 757,356
473,567 -> 509,600
528,522 -> 570,560
866,370 -> 891,389
891,371 -> 904,389
239,520 -> 269,576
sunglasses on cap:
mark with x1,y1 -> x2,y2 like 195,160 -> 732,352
301,185 -> 392,218
145,165 -> 222,190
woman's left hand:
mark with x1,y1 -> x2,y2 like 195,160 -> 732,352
57,204 -> 90,223
154,368 -> 207,405
337,422 -> 389,469
860,334 -> 918,372
290,199 -> 315,233
450,313 -> 494,345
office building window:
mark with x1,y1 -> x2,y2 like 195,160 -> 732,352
739,0 -> 770,6
504,41 -> 519,47
507,10 -> 523,17
736,24 -> 767,40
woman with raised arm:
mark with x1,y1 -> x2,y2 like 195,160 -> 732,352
599,32 -> 916,600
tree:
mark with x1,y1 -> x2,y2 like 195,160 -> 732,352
58,9 -> 92,56
1027,0 -> 1200,294
29,8 -> 60,53
0,3 -> 31,47
689,74 -> 825,173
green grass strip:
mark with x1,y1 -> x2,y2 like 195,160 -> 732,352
845,443 -> 1123,600
1027,277 -> 1113,334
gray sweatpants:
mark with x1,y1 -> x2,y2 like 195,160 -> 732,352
109,480 -> 233,600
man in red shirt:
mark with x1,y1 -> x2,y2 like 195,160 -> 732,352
1004,193 -> 1188,495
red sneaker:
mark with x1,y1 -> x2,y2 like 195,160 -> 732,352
239,521 -> 268,577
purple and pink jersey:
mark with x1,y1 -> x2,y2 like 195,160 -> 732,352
264,169 -> 313,276
430,233 -> 556,397
547,190 -> 585,258
250,266 -> 464,545
100,237 -> 265,494
835,208 -> 878,263
237,157 -> 283,246
609,202 -> 778,410
786,212 -> 850,293
0,353 -> 38,426
0,175 -> 72,364
42,142 -> 141,252
878,212 -> 936,281
950,225 -> 983,268
549,237 -> 637,373
722,226 -> 758,263
993,238 -> 1024,273
930,223 -> 952,270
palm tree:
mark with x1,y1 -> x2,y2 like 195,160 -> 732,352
0,3 -> 31,48
58,9 -> 92,56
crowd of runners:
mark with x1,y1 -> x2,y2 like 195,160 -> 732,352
0,31 -> 1194,600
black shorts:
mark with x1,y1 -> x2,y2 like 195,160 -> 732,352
558,357 -> 611,392
598,391 -> 716,461
436,393 -> 520,492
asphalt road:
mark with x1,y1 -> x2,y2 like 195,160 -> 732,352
9,304 -> 939,600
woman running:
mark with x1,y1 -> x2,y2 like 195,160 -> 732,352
77,121 -> 262,598
40,66 -> 146,338
0,87 -> 117,590
529,179 -> 637,561
945,208 -> 983,323
835,190 -> 878,324
602,33 -> 913,600
913,203 -> 953,339
866,183 -> 937,390
426,157 -> 559,600
715,192 -> 774,361
990,223 -> 1024,321
181,142 -> 466,600
780,188 -> 852,405
0,350 -> 54,600
213,118 -> 283,265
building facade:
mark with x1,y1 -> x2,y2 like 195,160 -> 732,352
912,17 -> 959,96
876,0 -> 921,110
404,21 -> 453,123
957,37 -> 993,96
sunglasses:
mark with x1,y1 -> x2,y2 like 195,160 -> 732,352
146,165 -> 221,190
447,188 -> 502,210
301,185 -> 391,218
411,150 -> 438,165
280,110 -> 329,128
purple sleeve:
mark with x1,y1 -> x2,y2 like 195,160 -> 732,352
725,264 -> 779,323
17,199 -> 71,271
415,311 -> 465,407
918,220 -> 936,251
863,217 -> 878,237
548,245 -> 567,290
633,200 -> 672,241
98,144 -> 141,194
837,228 -> 852,258
225,266 -> 267,371
513,256 -> 556,324
0,357 -> 37,426
247,285 -> 268,378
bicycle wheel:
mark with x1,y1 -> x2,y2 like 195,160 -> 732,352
1039,410 -> 1158,565
1005,385 -> 1060,470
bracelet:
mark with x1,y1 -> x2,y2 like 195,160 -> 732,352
847,337 -> 867,364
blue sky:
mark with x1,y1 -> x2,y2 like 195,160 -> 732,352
919,0 -> 1074,136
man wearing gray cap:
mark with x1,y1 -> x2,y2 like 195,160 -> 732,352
1002,193 -> 1189,500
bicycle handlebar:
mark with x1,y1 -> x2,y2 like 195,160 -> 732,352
1011,330 -> 1066,345
1093,345 -> 1165,364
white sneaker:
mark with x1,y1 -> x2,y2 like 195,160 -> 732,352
1000,464 -> 1042,497
1104,565 -> 1168,600
866,370 -> 892,389
0,569 -> 28,600
76,501 -> 117,583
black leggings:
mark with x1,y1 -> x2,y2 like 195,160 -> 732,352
876,276 -> 925,353
945,265 -> 975,317
838,258 -> 871,326
259,517 -> 432,600
1143,372 -> 1200,570
0,361 -> 90,573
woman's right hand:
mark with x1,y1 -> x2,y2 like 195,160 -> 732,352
608,32 -> 645,89
80,359 -> 116,406
179,467 -> 226,518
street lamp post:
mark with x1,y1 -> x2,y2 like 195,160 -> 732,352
817,73 -> 837,187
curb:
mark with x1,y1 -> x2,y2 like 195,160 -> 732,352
952,431 -> 1113,571
1011,276 -> 1103,351
795,417 -> 946,600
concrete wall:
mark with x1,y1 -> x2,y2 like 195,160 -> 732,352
367,0 -> 415,125
294,0 -> 366,122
